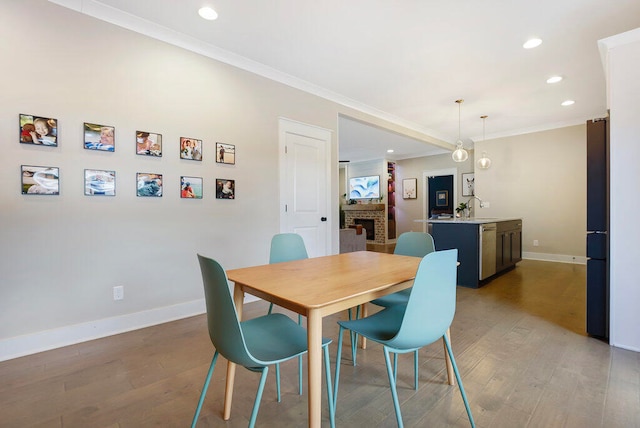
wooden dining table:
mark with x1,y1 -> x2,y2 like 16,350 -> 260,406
225,250 -> 450,428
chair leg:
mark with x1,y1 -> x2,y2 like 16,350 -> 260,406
267,302 -> 274,314
414,350 -> 419,390
323,343 -> 336,428
383,347 -> 404,428
191,352 -> 219,428
333,326 -> 346,409
442,334 -> 475,428
393,352 -> 398,384
248,366 -> 269,428
275,363 -> 281,402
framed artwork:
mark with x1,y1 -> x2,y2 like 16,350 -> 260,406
402,178 -> 417,199
84,123 -> 115,152
462,172 -> 475,196
136,173 -> 163,197
216,178 -> 235,199
136,131 -> 162,156
84,169 -> 115,196
19,114 -> 58,146
436,190 -> 448,207
21,165 -> 59,195
180,176 -> 203,199
216,142 -> 235,165
180,137 -> 202,161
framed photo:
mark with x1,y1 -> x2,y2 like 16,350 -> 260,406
84,169 -> 115,196
180,176 -> 203,199
436,190 -> 448,207
180,137 -> 202,161
84,123 -> 115,152
136,173 -> 163,197
216,178 -> 235,199
402,178 -> 417,199
216,142 -> 235,165
462,172 -> 475,196
136,131 -> 162,156
19,114 -> 58,146
21,165 -> 59,195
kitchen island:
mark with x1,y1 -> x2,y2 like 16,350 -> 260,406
416,218 -> 522,288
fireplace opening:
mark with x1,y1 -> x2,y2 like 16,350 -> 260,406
353,218 -> 375,240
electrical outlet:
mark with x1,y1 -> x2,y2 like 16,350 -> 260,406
533,240 -> 539,247
113,286 -> 124,301
482,201 -> 490,208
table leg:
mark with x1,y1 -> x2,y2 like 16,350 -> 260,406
307,309 -> 322,428
223,285 -> 244,420
443,328 -> 455,386
360,304 -> 368,349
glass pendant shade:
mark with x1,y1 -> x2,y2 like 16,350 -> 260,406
451,99 -> 468,162
452,141 -> 469,162
476,115 -> 491,169
477,152 -> 492,169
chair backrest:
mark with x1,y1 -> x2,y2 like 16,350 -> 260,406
269,233 -> 309,264
394,232 -> 436,257
197,254 -> 260,368
386,249 -> 458,349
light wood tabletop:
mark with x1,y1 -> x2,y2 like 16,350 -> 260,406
226,251 -> 422,428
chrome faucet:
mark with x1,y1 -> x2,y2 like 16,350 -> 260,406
466,195 -> 484,216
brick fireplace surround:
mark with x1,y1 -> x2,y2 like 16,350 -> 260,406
342,204 -> 386,244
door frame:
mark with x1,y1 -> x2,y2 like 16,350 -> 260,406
421,168 -> 458,232
278,117 -> 334,256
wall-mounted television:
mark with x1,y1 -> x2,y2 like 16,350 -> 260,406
349,175 -> 380,199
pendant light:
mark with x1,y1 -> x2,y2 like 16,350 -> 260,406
476,115 -> 492,169
451,99 -> 469,162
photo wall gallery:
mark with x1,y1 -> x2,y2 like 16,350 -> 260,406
18,114 -> 236,199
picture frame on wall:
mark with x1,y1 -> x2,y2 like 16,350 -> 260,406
84,169 -> 115,196
436,190 -> 448,206
402,178 -> 417,199
180,176 -> 203,199
180,137 -> 202,161
84,123 -> 115,152
136,131 -> 162,156
21,165 -> 59,195
19,114 -> 58,146
216,142 -> 235,165
136,172 -> 163,197
216,178 -> 235,199
462,172 -> 475,196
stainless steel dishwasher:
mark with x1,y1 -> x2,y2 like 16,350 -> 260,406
479,223 -> 497,280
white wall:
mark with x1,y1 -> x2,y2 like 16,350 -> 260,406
604,29 -> 640,351
0,0 -> 431,360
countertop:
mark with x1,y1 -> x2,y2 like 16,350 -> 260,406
414,217 -> 522,225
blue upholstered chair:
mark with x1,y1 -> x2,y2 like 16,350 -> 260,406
191,254 -> 335,428
333,249 -> 475,428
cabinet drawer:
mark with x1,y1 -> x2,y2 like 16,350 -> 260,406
497,220 -> 522,232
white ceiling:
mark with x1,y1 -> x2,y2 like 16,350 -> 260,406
56,0 -> 640,162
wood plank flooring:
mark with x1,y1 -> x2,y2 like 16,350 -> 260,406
1,259 -> 638,427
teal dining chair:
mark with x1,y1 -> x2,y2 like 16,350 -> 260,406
352,232 -> 436,387
267,233 -> 307,397
333,249 -> 475,428
191,254 -> 335,428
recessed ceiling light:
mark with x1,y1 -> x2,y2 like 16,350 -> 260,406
387,149 -> 394,153
523,38 -> 542,49
561,100 -> 575,106
547,76 -> 563,84
198,6 -> 218,20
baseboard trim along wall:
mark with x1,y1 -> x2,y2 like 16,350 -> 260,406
523,252 -> 587,264
0,299 -> 206,363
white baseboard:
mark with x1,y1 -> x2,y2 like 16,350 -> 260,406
0,299 -> 207,362
523,252 -> 587,264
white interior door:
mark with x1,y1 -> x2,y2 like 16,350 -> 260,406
279,118 -> 332,257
